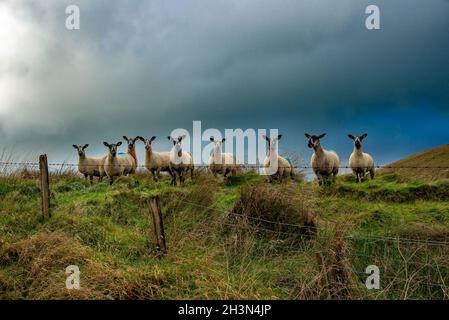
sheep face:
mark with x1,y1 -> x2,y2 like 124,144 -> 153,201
210,136 -> 226,150
168,135 -> 186,157
123,136 -> 139,152
305,133 -> 326,149
73,144 -> 89,157
137,136 -> 156,151
348,133 -> 368,149
262,134 -> 282,150
103,141 -> 122,157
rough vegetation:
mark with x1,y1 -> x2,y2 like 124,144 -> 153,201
1,147 -> 449,299
381,144 -> 449,181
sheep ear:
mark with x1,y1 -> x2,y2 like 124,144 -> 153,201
318,133 -> 326,139
103,142 -> 109,147
116,141 -> 122,146
150,136 -> 156,142
167,136 -> 173,141
123,136 -> 129,142
179,134 -> 186,142
210,137 -> 214,142
348,134 -> 355,140
305,133 -> 311,139
361,133 -> 368,139
72,145 -> 78,149
136,136 -> 144,142
82,144 -> 89,150
222,138 -> 226,143
277,134 -> 283,140
262,134 -> 268,141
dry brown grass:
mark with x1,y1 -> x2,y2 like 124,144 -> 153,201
0,231 -> 169,299
381,144 -> 449,182
229,184 -> 316,238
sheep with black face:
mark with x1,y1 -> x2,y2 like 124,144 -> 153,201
305,133 -> 340,185
102,141 -> 134,185
167,135 -> 194,186
262,134 -> 293,183
208,136 -> 237,178
122,136 -> 139,175
348,133 -> 375,183
137,135 -> 172,182
72,144 -> 106,184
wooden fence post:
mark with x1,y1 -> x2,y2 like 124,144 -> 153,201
39,154 -> 51,219
149,195 -> 167,255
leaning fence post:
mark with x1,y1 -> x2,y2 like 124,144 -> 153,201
149,195 -> 167,255
39,154 -> 51,219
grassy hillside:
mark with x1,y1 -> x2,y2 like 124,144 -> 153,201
381,144 -> 449,181
1,167 -> 449,300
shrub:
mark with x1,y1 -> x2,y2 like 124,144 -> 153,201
229,184 -> 316,239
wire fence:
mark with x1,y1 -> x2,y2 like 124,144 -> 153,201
1,158 -> 449,298
165,196 -> 449,298
1,161 -> 449,169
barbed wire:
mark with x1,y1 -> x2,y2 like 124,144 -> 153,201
1,161 -> 449,169
172,197 -> 449,247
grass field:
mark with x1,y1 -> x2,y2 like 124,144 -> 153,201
1,160 -> 449,300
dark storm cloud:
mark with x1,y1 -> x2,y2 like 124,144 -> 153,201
0,0 -> 448,163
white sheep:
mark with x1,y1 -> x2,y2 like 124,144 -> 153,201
262,134 -> 293,183
305,133 -> 340,185
348,133 -> 375,183
136,136 -> 173,182
168,135 -> 194,186
72,144 -> 106,184
102,141 -> 135,185
208,137 -> 237,178
122,136 -> 139,175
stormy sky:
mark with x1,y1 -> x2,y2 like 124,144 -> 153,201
0,0 -> 448,166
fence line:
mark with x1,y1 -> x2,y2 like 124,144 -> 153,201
1,155 -> 448,297
172,197 -> 449,248
1,161 -> 449,170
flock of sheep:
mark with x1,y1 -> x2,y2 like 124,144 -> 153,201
72,133 -> 375,186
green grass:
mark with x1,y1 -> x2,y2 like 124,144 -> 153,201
1,171 -> 449,299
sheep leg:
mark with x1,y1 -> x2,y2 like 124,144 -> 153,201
190,167 -> 194,180
84,174 -> 88,182
370,168 -> 375,180
151,169 -> 159,182
317,173 -> 323,186
178,172 -> 184,185
170,171 -> 177,186
89,175 -> 93,185
278,171 -> 283,183
109,176 -> 114,186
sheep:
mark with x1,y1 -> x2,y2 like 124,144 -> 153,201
102,141 -> 135,185
208,137 -> 237,178
136,135 -> 173,182
72,144 -> 106,184
262,134 -> 293,183
305,133 -> 340,185
348,133 -> 375,183
122,136 -> 139,175
167,135 -> 194,186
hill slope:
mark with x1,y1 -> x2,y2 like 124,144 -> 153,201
1,172 -> 449,299
382,144 -> 449,181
